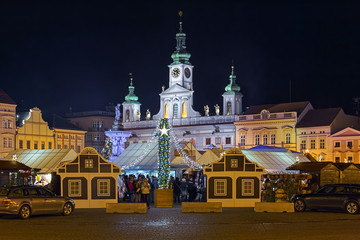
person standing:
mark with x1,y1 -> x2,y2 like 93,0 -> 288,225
134,178 -> 142,203
141,178 -> 151,209
173,177 -> 181,203
150,176 -> 158,203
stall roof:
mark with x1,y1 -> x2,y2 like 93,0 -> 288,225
197,148 -> 224,166
287,162 -> 360,171
241,150 -> 310,173
0,160 -> 31,171
113,142 -> 195,170
3,149 -> 77,173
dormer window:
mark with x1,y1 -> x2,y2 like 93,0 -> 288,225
260,109 -> 270,119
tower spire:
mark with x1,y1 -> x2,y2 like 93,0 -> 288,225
224,63 -> 240,93
124,72 -> 139,103
171,11 -> 191,65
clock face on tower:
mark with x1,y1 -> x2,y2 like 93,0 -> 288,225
172,68 -> 180,78
184,68 -> 191,78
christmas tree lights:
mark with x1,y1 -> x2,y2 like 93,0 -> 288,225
158,118 -> 170,189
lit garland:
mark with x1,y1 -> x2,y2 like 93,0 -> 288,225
158,118 -> 170,189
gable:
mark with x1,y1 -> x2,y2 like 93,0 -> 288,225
331,127 -> 360,137
160,84 -> 191,95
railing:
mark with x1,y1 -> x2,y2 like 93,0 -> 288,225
235,112 -> 296,121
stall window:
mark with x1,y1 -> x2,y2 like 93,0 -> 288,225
230,159 -> 238,168
214,179 -> 227,196
85,159 -> 93,168
68,180 -> 81,197
242,179 -> 254,196
97,179 -> 110,197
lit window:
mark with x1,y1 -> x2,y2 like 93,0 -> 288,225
85,159 -> 93,168
182,102 -> 187,118
97,179 -> 110,196
348,156 -> 353,163
231,159 -> 238,168
164,104 -> 169,119
255,134 -> 260,145
270,134 -> 275,144
215,137 -> 221,145
240,135 -> 245,146
2,120 -> 7,128
68,180 -> 81,197
334,142 -> 340,148
214,179 -> 227,196
8,138 -> 12,148
7,120 -> 12,129
263,134 -> 268,145
320,139 -> 325,149
310,140 -> 316,149
285,133 -> 291,144
242,179 -> 254,196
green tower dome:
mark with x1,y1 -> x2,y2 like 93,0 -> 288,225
123,74 -> 140,104
171,21 -> 191,65
224,65 -> 241,94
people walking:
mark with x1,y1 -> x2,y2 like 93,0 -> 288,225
180,178 -> 188,202
173,177 -> 181,203
141,178 -> 151,209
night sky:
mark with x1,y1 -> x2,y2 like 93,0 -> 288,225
1,1 -> 360,118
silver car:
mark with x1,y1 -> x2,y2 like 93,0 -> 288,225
0,186 -> 75,219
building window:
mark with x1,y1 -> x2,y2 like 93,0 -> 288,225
263,134 -> 268,145
19,140 -> 23,149
205,138 -> 211,145
92,121 -> 103,129
300,140 -> 306,150
58,144 -> 61,149
347,141 -> 353,149
8,138 -> 12,148
125,109 -> 130,122
164,104 -> 169,119
320,139 -> 325,149
215,137 -> 221,145
77,146 -> 81,153
41,141 -> 45,149
214,179 -> 227,196
58,135 -> 62,139
226,101 -> 232,115
27,141 -> 30,149
71,145 -> 74,150
335,157 -> 340,163
285,133 -> 291,144
270,134 -> 275,144
64,145 -> 68,149
310,140 -> 316,149
94,134 -> 101,142
231,159 -> 238,168
71,135 -> 75,140
2,120 -> 6,128
85,159 -> 93,168
334,142 -> 340,148
255,134 -> 260,145
226,137 -> 231,145
68,180 -> 81,197
242,179 -> 254,196
97,179 -> 110,197
48,142 -> 52,149
34,141 -> 38,149
64,135 -> 68,139
182,102 -> 187,118
348,156 -> 353,163
7,120 -> 12,129
86,134 -> 92,141
240,135 -> 245,146
3,138 -> 7,148
173,103 -> 179,118
77,136 -> 82,140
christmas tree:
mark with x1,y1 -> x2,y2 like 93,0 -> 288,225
158,118 -> 170,189
101,137 -> 113,160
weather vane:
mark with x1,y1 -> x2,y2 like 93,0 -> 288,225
129,72 -> 133,85
179,10 -> 183,32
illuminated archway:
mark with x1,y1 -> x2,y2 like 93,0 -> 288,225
164,104 -> 170,119
182,102 -> 187,118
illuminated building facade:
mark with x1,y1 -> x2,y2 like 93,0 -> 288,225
234,101 -> 313,151
121,21 -> 243,150
0,89 -> 16,159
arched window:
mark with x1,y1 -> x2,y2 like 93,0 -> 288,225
240,134 -> 246,146
226,101 -> 232,115
285,132 -> 291,144
255,134 -> 260,145
271,133 -> 275,144
164,104 -> 169,119
125,110 -> 130,122
182,102 -> 187,118
173,103 -> 179,118
263,134 -> 268,145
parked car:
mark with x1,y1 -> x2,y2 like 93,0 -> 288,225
0,185 -> 75,219
290,184 -> 360,214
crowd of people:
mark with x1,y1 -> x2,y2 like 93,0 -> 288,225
118,174 -> 206,208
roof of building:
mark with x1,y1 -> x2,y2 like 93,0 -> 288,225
287,162 -> 360,171
113,142 -> 193,171
296,108 -> 342,128
241,149 -> 310,173
248,145 -> 300,153
197,148 -> 224,166
3,149 -> 78,173
0,160 -> 31,170
244,101 -> 311,115
0,89 -> 16,105
48,114 -> 85,131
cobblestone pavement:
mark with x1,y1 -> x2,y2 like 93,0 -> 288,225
1,205 -> 360,240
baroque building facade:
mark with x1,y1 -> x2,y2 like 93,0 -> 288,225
0,89 -> 16,158
121,21 -> 243,151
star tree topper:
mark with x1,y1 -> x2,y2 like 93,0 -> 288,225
159,126 -> 169,137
